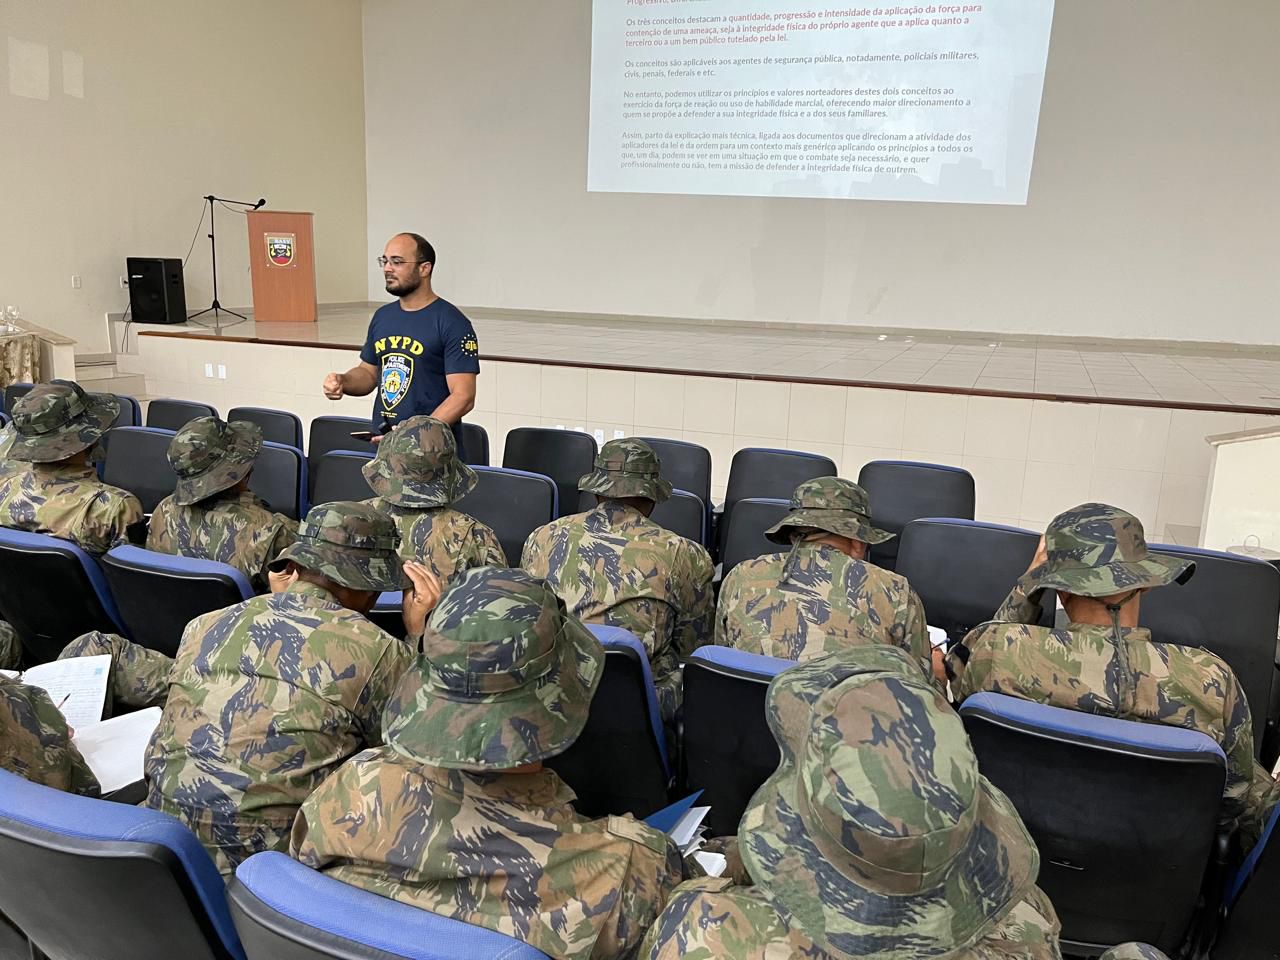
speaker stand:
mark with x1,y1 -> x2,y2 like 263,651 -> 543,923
187,194 -> 255,331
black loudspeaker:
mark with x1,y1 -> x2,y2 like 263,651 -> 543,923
126,257 -> 187,324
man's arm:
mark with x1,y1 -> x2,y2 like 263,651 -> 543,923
428,372 -> 477,425
323,362 -> 379,399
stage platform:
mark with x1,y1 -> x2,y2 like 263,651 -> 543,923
114,303 -> 1280,544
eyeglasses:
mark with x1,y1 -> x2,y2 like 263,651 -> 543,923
376,257 -> 426,268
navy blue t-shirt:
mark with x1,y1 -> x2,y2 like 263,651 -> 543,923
359,298 -> 479,440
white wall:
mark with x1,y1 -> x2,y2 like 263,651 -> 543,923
363,0 -> 1280,345
0,0 -> 368,355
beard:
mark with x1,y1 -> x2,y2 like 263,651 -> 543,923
385,273 -> 421,296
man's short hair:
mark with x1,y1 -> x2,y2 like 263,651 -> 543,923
402,232 -> 435,267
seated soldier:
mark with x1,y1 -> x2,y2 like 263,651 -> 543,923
716,477 -> 933,682
642,645 -> 1064,959
147,416 -> 298,592
292,566 -> 683,960
0,380 -> 141,555
0,674 -> 99,795
143,501 -> 440,875
360,414 -> 504,577
948,503 -> 1280,853
0,381 -> 142,670
521,438 -> 713,721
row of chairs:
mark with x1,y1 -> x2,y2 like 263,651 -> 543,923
4,386 -> 979,567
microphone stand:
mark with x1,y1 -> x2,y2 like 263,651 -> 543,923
187,194 -> 266,331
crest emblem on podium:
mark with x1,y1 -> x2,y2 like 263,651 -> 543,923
266,234 -> 295,267
380,354 -> 414,410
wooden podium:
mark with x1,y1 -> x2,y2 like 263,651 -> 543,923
246,210 -> 317,322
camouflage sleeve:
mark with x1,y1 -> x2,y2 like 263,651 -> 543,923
354,635 -> 416,746
1099,945 -> 1171,960
0,621 -> 20,670
1218,670 -> 1279,851
474,521 -> 507,569
673,544 -> 716,660
597,815 -> 685,960
713,569 -> 741,647
902,586 -> 939,690
145,498 -> 174,554
946,623 -> 1005,699
519,527 -> 546,575
1,679 -> 101,797
966,884 -> 1062,958
84,490 -> 144,554
639,881 -> 829,960
58,631 -> 173,708
993,578 -> 1044,624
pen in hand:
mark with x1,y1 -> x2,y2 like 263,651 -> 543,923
57,694 -> 71,710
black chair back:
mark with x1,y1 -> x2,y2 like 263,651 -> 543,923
502,427 -> 597,519
1213,807 -> 1280,960
2,382 -> 33,416
228,406 -> 304,449
102,426 -> 177,513
896,518 -> 1055,642
458,422 -> 490,466
720,448 -> 836,556
681,647 -> 791,837
146,398 -> 219,432
1140,545 -> 1280,755
102,546 -> 254,656
249,442 -> 306,520
0,529 -> 126,665
962,693 -> 1228,955
638,436 -> 712,507
547,627 -> 670,820
858,460 -> 975,572
649,489 -> 707,546
455,466 -> 558,565
307,416 -> 376,498
720,497 -> 790,578
0,770 -> 243,960
310,451 -> 374,507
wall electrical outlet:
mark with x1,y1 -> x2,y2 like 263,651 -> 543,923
70,275 -> 81,289
593,429 -> 605,444
203,363 -> 214,378
217,364 -> 227,380
613,430 -> 625,440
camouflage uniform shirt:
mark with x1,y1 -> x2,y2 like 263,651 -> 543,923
292,747 -> 682,960
641,877 -> 1063,959
951,584 -> 1280,850
144,580 -> 414,875
521,501 -> 715,720
148,489 -> 298,592
0,461 -> 141,555
716,541 -> 932,680
0,675 -> 100,796
362,497 -> 505,581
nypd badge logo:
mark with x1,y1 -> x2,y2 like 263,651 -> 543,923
266,234 -> 295,267
380,353 -> 414,409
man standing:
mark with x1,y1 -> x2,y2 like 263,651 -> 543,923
322,233 -> 479,455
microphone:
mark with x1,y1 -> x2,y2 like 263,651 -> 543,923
254,198 -> 267,209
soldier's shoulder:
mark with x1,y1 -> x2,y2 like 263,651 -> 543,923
96,480 -> 142,515
724,552 -> 786,587
860,558 -> 914,593
963,619 -> 1056,651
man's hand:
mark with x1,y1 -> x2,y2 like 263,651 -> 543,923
268,566 -> 298,594
402,562 -> 444,638
323,372 -> 345,400
1027,534 -> 1048,573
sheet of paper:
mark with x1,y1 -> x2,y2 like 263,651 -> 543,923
21,655 -> 111,729
72,707 -> 161,794
693,851 -> 727,878
927,625 -> 949,649
0,670 -> 18,680
671,806 -> 711,850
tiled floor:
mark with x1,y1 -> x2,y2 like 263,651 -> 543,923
117,303 -> 1280,412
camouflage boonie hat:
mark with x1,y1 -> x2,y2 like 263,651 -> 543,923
578,438 -> 673,504
384,566 -> 605,770
8,380 -> 118,463
1098,946 -> 1169,960
362,415 -> 477,509
1022,503 -> 1194,600
269,501 -> 402,592
765,476 -> 893,546
739,646 -> 1038,959
168,417 -> 262,506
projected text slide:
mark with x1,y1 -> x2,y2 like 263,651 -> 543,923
588,1 -> 1054,204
